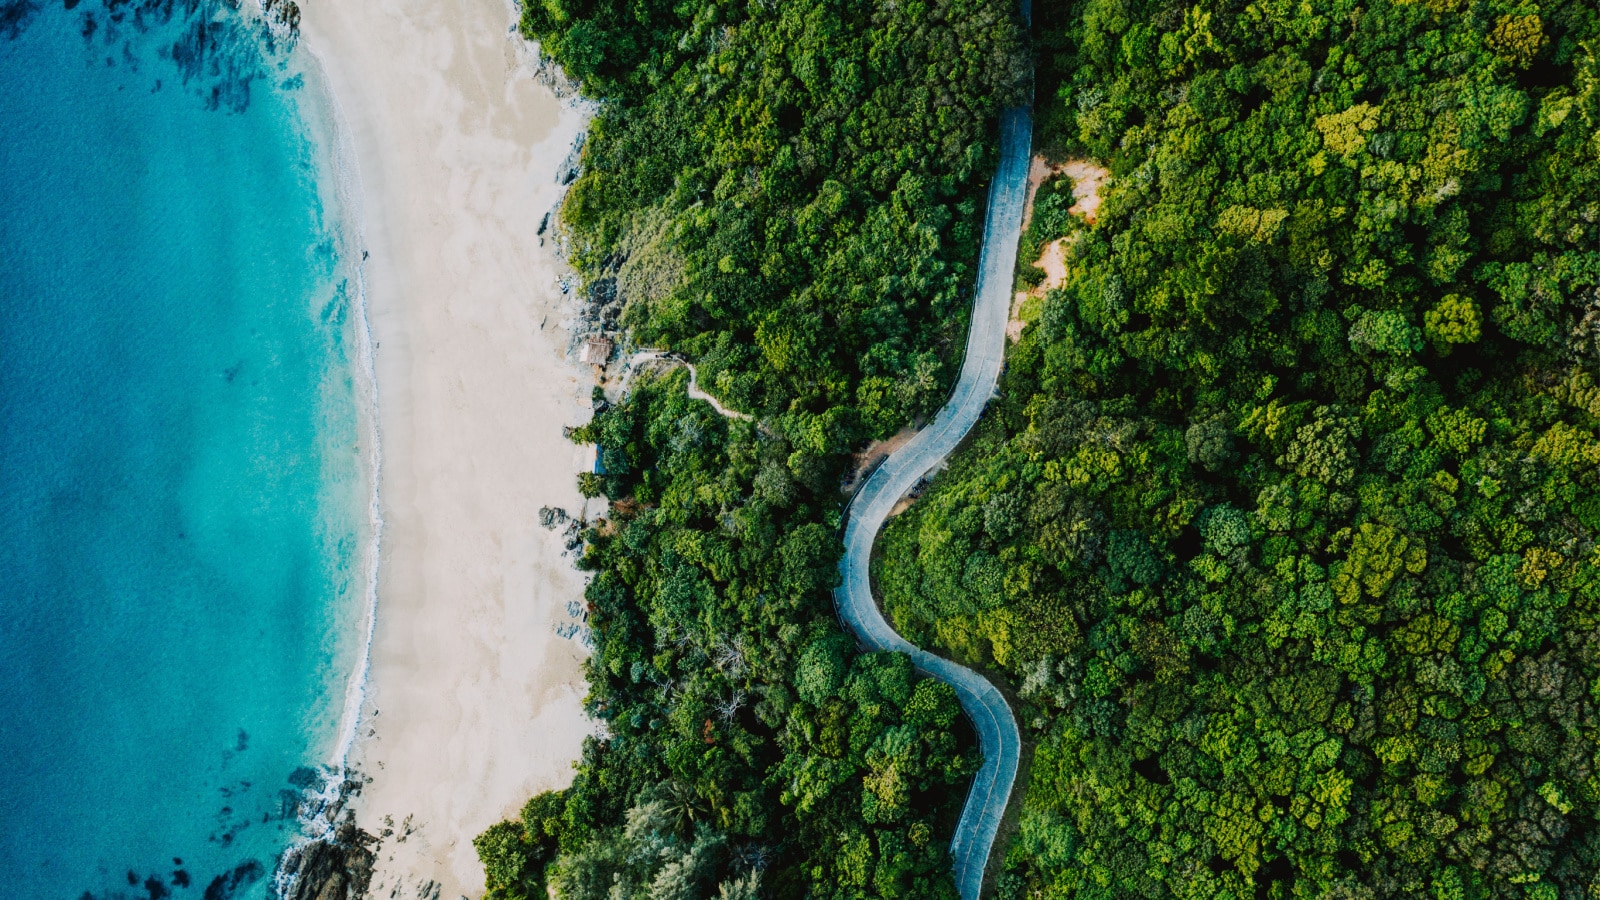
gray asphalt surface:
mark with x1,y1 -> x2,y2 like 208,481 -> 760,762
833,103 -> 1032,900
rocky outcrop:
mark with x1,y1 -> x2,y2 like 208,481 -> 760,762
539,506 -> 584,553
275,816 -> 376,900
555,133 -> 586,186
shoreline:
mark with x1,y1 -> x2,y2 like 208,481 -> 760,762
289,16 -> 386,787
292,0 -> 598,894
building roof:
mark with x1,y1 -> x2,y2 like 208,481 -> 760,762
578,336 -> 613,364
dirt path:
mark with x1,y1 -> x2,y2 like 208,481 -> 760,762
612,350 -> 752,421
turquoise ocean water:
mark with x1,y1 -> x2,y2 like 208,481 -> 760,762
0,2 -> 373,897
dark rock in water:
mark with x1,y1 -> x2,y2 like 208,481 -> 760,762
144,874 -> 171,899
128,871 -> 141,886
202,860 -> 264,900
275,788 -> 305,819
172,869 -> 191,888
287,766 -> 322,790
274,817 -> 376,900
261,0 -> 298,37
0,0 -> 41,41
173,857 -> 183,866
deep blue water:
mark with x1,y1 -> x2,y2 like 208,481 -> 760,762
0,2 -> 370,898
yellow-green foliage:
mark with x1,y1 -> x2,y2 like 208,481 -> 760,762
1424,294 -> 1482,349
882,0 -> 1600,897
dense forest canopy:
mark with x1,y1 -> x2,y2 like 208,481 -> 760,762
472,1 -> 1029,898
544,0 -> 1028,435
880,0 -> 1600,897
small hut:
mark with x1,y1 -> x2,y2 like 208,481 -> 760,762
578,336 -> 613,366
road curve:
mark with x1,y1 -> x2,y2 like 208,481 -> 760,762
834,103 -> 1032,900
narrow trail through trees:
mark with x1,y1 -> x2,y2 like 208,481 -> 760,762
613,350 -> 752,421
835,103 -> 1032,900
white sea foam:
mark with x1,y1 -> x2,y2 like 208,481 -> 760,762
261,13 -> 385,891
319,82 -> 383,785
298,15 -> 385,796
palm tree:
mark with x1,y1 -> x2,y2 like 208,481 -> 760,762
657,780 -> 704,838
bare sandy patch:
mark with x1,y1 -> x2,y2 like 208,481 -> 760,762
1021,154 -> 1057,231
1007,291 -> 1029,343
1036,237 -> 1071,289
1010,157 -> 1109,342
1007,239 -> 1073,343
845,427 -> 919,496
1022,155 -> 1109,228
1059,159 -> 1109,222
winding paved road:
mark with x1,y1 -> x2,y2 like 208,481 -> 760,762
834,103 -> 1032,900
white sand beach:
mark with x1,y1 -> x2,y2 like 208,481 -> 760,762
299,0 -> 595,895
